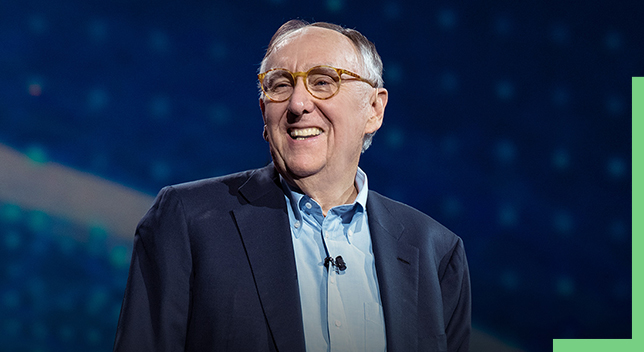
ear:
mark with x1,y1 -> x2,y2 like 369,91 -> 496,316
365,88 -> 388,134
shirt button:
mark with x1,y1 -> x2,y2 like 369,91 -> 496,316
294,221 -> 301,228
347,229 -> 353,237
330,277 -> 335,284
305,202 -> 312,209
334,320 -> 342,327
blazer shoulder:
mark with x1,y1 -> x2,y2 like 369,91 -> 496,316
367,190 -> 461,249
157,164 -> 278,214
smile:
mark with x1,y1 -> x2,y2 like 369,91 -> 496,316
289,127 -> 322,140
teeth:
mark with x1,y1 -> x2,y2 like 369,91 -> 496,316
289,127 -> 322,139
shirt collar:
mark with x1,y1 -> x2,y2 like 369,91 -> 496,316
280,167 -> 369,221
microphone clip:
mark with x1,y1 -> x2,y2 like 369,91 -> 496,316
324,255 -> 347,273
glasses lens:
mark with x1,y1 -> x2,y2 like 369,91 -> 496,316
262,69 -> 294,101
307,67 -> 340,99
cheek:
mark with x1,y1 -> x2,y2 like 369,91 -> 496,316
263,106 -> 284,127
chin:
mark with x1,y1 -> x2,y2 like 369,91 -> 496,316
282,160 -> 325,180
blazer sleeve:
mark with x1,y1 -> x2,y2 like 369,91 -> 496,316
439,237 -> 471,352
114,186 -> 193,351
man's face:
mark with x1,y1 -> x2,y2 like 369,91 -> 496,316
260,27 -> 387,183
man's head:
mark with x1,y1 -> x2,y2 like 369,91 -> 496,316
258,20 -> 388,185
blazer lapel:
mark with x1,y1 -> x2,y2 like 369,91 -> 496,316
367,191 -> 420,352
232,165 -> 306,352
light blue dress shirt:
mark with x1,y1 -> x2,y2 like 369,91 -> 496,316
281,168 -> 387,352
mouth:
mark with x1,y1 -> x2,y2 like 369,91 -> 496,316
289,127 -> 323,140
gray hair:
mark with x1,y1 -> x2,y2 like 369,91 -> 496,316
259,20 -> 384,153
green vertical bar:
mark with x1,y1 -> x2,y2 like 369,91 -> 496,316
632,77 -> 643,349
552,77 -> 640,351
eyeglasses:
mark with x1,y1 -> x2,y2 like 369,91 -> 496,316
258,65 -> 376,102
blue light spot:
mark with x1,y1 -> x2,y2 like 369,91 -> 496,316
604,31 -> 623,50
149,96 -> 171,119
498,204 -> 518,227
500,270 -> 519,290
440,72 -> 458,92
607,157 -> 626,179
554,210 -> 573,235
29,15 -> 47,34
88,224 -> 109,256
327,0 -> 344,12
3,290 -> 21,309
86,328 -> 102,345
89,224 -> 108,240
440,135 -> 459,157
25,145 -> 48,164
385,128 -> 404,149
384,63 -> 403,85
28,210 -> 49,233
210,42 -> 228,61
88,88 -> 109,111
4,230 -> 20,251
149,31 -> 169,53
551,86 -> 569,106
441,197 -> 462,219
612,280 -> 629,301
383,2 -> 402,20
552,148 -> 570,170
86,287 -> 109,314
88,20 -> 108,42
556,276 -> 575,297
606,95 -> 624,116
496,81 -> 514,100
151,160 -> 171,182
495,139 -> 517,163
210,102 -> 231,125
494,16 -> 511,36
28,77 -> 44,96
437,9 -> 457,29
1,203 -> 22,223
609,219 -> 626,242
110,245 -> 130,269
550,24 -> 571,44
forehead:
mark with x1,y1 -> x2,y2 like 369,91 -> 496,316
265,27 -> 362,71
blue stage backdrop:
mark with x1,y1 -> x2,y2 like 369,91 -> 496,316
0,1 -> 637,351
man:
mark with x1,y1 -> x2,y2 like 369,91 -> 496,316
114,20 -> 471,352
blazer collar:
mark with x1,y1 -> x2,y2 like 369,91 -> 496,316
367,191 -> 420,352
233,164 -> 306,351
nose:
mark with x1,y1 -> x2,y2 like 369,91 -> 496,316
287,76 -> 315,116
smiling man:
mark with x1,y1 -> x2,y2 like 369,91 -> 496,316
114,20 -> 471,352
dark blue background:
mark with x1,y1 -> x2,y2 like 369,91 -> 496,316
0,0 -> 637,351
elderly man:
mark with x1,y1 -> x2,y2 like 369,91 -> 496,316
114,20 -> 471,352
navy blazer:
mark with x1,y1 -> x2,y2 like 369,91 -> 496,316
114,164 -> 471,351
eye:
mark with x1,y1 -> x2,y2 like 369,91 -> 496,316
309,74 -> 335,87
266,75 -> 293,91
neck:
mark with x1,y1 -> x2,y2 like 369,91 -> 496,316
287,168 -> 359,216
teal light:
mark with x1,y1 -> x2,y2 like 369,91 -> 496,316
1,203 -> 22,223
110,246 -> 130,269
25,145 -> 47,164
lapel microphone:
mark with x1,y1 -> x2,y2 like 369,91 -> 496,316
324,255 -> 346,273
